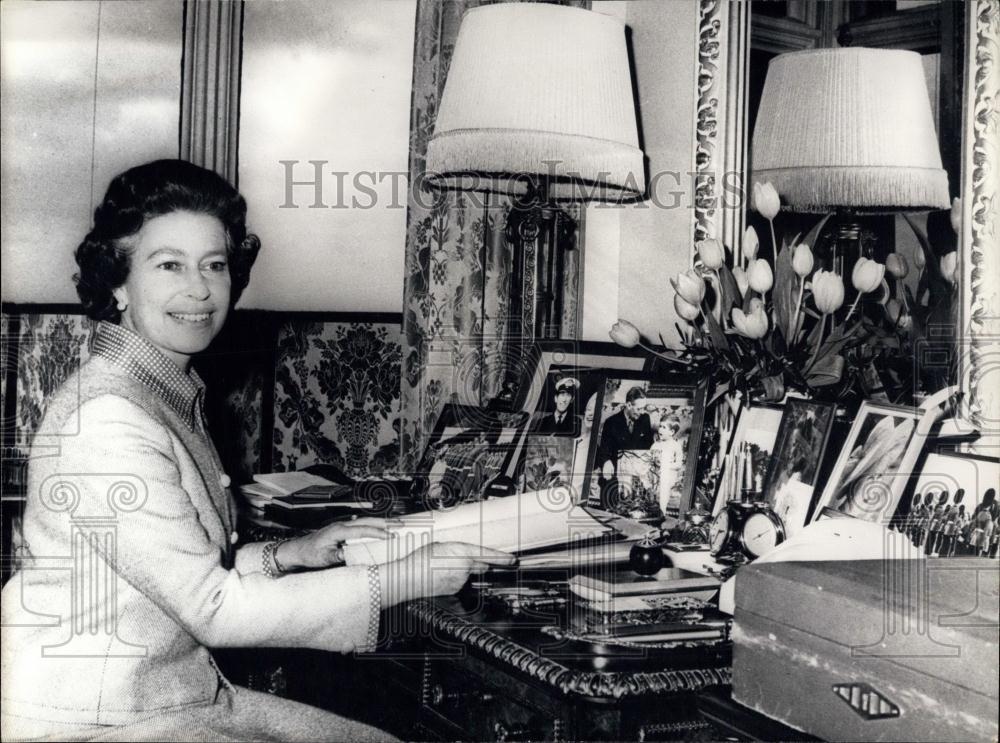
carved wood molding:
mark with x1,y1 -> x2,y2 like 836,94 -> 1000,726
179,0 -> 244,185
692,0 -> 749,262
751,15 -> 821,54
837,6 -> 940,51
408,599 -> 732,699
959,0 -> 1000,449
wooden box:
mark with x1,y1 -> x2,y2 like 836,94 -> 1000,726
732,558 -> 998,742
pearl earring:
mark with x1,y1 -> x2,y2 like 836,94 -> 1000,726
116,298 -> 127,311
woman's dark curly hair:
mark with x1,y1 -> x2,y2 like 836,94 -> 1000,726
74,159 -> 261,322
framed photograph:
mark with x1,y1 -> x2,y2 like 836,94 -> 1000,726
414,404 -> 528,508
518,435 -> 580,494
583,372 -> 706,518
515,340 -> 646,414
526,366 -> 607,438
901,452 -> 999,557
711,401 -> 785,516
510,366 -> 607,500
811,401 -> 927,525
761,399 -> 837,539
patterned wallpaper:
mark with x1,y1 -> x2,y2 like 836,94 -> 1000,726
1,313 -> 10,436
212,362 -> 265,484
1,311 -> 403,491
11,314 -> 97,454
272,321 -> 402,477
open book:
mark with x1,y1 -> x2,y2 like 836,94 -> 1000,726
343,490 -> 611,565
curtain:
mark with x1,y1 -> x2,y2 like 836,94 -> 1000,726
399,0 -> 588,470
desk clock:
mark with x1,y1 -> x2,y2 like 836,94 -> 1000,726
709,498 -> 785,560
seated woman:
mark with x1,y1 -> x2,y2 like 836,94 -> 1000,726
0,160 -> 512,742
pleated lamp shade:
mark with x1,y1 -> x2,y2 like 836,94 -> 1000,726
424,3 -> 644,202
752,48 -> 949,213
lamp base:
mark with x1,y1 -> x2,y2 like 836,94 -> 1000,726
492,178 -> 578,408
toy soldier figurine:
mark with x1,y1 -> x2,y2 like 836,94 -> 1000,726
938,490 -> 966,557
940,506 -> 958,557
913,492 -> 934,548
988,503 -> 1000,559
925,492 -> 948,556
911,493 -> 928,544
969,509 -> 993,557
952,504 -> 970,556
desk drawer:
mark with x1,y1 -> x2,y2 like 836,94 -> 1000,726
421,655 -> 568,741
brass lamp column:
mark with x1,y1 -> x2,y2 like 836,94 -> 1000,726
423,3 -> 646,407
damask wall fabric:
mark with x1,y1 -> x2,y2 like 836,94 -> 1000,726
399,0 -> 588,471
214,364 -> 264,483
1,313 -> 11,438
0,313 -> 96,517
1,312 -> 402,493
272,321 -> 403,477
11,314 -> 97,455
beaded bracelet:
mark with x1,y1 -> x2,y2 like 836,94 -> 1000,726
364,564 -> 381,651
261,538 -> 293,579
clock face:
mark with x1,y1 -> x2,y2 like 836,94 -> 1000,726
741,511 -> 784,558
709,511 -> 730,553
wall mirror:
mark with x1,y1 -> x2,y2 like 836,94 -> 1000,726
693,0 -> 998,450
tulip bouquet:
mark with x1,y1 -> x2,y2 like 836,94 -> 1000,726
612,182 -> 956,404
883,200 -> 962,395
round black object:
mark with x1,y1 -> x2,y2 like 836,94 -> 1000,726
629,535 -> 665,576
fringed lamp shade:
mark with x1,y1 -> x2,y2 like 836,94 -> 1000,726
424,3 -> 644,202
752,48 -> 949,213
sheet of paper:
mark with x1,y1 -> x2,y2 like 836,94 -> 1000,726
344,490 -> 609,565
516,538 -> 634,569
252,471 -> 335,495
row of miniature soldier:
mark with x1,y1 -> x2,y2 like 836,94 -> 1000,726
896,488 -> 999,558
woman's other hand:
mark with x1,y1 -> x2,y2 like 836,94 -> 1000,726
278,518 -> 398,570
384,542 -> 516,604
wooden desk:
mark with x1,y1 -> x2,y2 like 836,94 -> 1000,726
231,515 -> 738,739
394,577 -> 732,741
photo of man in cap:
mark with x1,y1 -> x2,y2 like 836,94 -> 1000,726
531,376 -> 582,437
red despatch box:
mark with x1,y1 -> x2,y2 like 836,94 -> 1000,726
732,558 -> 999,742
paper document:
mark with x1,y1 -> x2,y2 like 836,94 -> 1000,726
516,539 -> 635,569
251,471 -> 335,495
343,490 -> 610,565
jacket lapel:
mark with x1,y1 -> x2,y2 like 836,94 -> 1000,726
169,415 -> 233,558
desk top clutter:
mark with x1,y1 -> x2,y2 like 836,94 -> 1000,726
235,384 -> 998,741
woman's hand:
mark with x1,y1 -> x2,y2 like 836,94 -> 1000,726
382,542 -> 516,605
277,517 -> 398,571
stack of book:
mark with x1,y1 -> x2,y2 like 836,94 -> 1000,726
564,569 -> 728,644
568,568 -> 721,612
239,472 -> 375,528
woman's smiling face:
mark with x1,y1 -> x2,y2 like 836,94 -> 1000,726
113,210 -> 231,370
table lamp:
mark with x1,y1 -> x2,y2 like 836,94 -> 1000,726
751,47 -> 950,281
423,3 -> 645,405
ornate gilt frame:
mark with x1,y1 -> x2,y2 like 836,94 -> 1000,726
958,0 -> 1000,451
698,0 -> 999,447
691,0 -> 749,259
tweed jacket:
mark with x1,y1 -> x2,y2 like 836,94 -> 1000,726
1,323 -> 376,732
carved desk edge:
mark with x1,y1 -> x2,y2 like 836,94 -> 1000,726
406,599 -> 733,701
